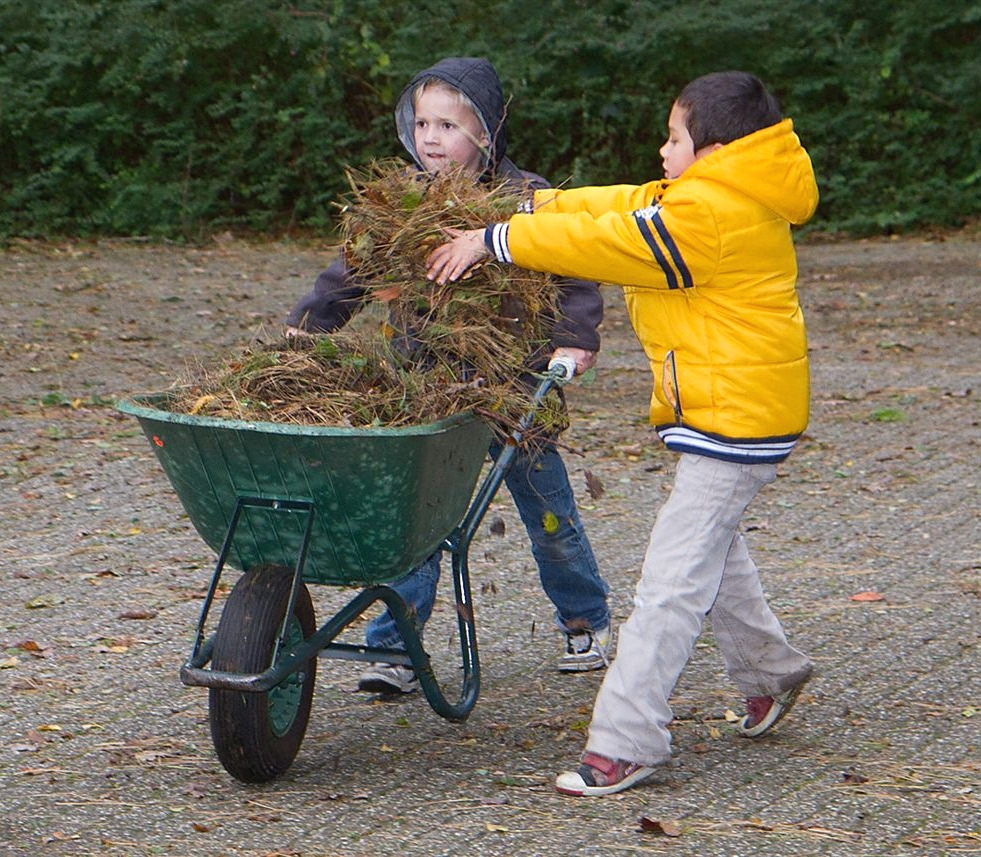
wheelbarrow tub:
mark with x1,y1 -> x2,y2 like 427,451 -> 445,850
117,394 -> 492,586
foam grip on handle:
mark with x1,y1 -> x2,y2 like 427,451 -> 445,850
547,355 -> 577,384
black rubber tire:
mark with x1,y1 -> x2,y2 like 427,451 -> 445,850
208,563 -> 317,783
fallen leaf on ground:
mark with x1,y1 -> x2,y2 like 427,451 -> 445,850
842,769 -> 869,784
639,817 -> 683,836
119,609 -> 157,620
25,595 -> 63,609
44,832 -> 80,843
585,470 -> 605,499
850,591 -> 885,602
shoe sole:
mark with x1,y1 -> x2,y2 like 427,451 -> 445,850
738,678 -> 808,738
557,657 -> 607,673
357,677 -> 418,694
555,764 -> 657,797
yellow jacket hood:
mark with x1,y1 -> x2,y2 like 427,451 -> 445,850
689,119 -> 818,226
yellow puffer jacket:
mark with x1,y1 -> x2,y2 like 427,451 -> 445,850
502,119 -> 819,462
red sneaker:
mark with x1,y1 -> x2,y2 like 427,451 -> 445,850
555,752 -> 657,797
737,674 -> 811,738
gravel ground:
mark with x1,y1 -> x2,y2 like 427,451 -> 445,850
1,236 -> 979,856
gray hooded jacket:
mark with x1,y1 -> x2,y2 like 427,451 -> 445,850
285,56 -> 603,362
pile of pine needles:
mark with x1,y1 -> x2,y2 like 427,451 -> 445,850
164,160 -> 567,441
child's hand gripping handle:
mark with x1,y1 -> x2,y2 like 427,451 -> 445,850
547,355 -> 578,385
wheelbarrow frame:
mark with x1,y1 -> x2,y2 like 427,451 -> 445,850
119,364 -> 572,778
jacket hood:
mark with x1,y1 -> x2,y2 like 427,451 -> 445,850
394,57 -> 508,175
686,119 -> 818,225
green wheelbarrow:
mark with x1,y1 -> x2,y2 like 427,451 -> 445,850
117,362 -> 574,783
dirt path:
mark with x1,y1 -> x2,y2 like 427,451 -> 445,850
1,237 -> 979,856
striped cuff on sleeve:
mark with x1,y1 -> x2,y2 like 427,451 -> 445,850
484,223 -> 512,263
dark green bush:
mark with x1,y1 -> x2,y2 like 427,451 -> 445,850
0,0 -> 406,237
1,0 -> 978,239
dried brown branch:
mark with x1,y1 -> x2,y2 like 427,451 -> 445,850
163,160 -> 566,440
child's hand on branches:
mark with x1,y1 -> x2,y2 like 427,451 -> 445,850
426,228 -> 489,284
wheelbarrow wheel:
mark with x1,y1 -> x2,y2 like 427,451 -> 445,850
208,563 -> 317,783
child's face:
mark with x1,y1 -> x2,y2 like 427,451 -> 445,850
412,84 -> 489,176
659,103 -> 723,179
659,104 -> 698,179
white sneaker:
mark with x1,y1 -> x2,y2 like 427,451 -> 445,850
357,663 -> 419,694
557,626 -> 613,672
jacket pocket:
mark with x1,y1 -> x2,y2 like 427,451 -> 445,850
661,350 -> 683,423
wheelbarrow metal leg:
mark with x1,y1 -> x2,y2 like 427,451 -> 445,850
183,495 -> 315,689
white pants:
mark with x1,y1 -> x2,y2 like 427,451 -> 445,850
586,453 -> 812,766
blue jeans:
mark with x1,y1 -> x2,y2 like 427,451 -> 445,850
365,439 -> 610,649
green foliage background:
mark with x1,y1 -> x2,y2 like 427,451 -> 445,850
1,0 -> 978,239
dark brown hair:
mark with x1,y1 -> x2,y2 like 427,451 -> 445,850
676,71 -> 782,152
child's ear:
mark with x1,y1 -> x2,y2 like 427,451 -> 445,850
694,142 -> 724,161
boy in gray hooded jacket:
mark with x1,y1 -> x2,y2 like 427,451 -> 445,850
286,57 -> 611,692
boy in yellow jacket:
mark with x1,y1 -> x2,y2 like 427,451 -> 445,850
427,70 -> 817,796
